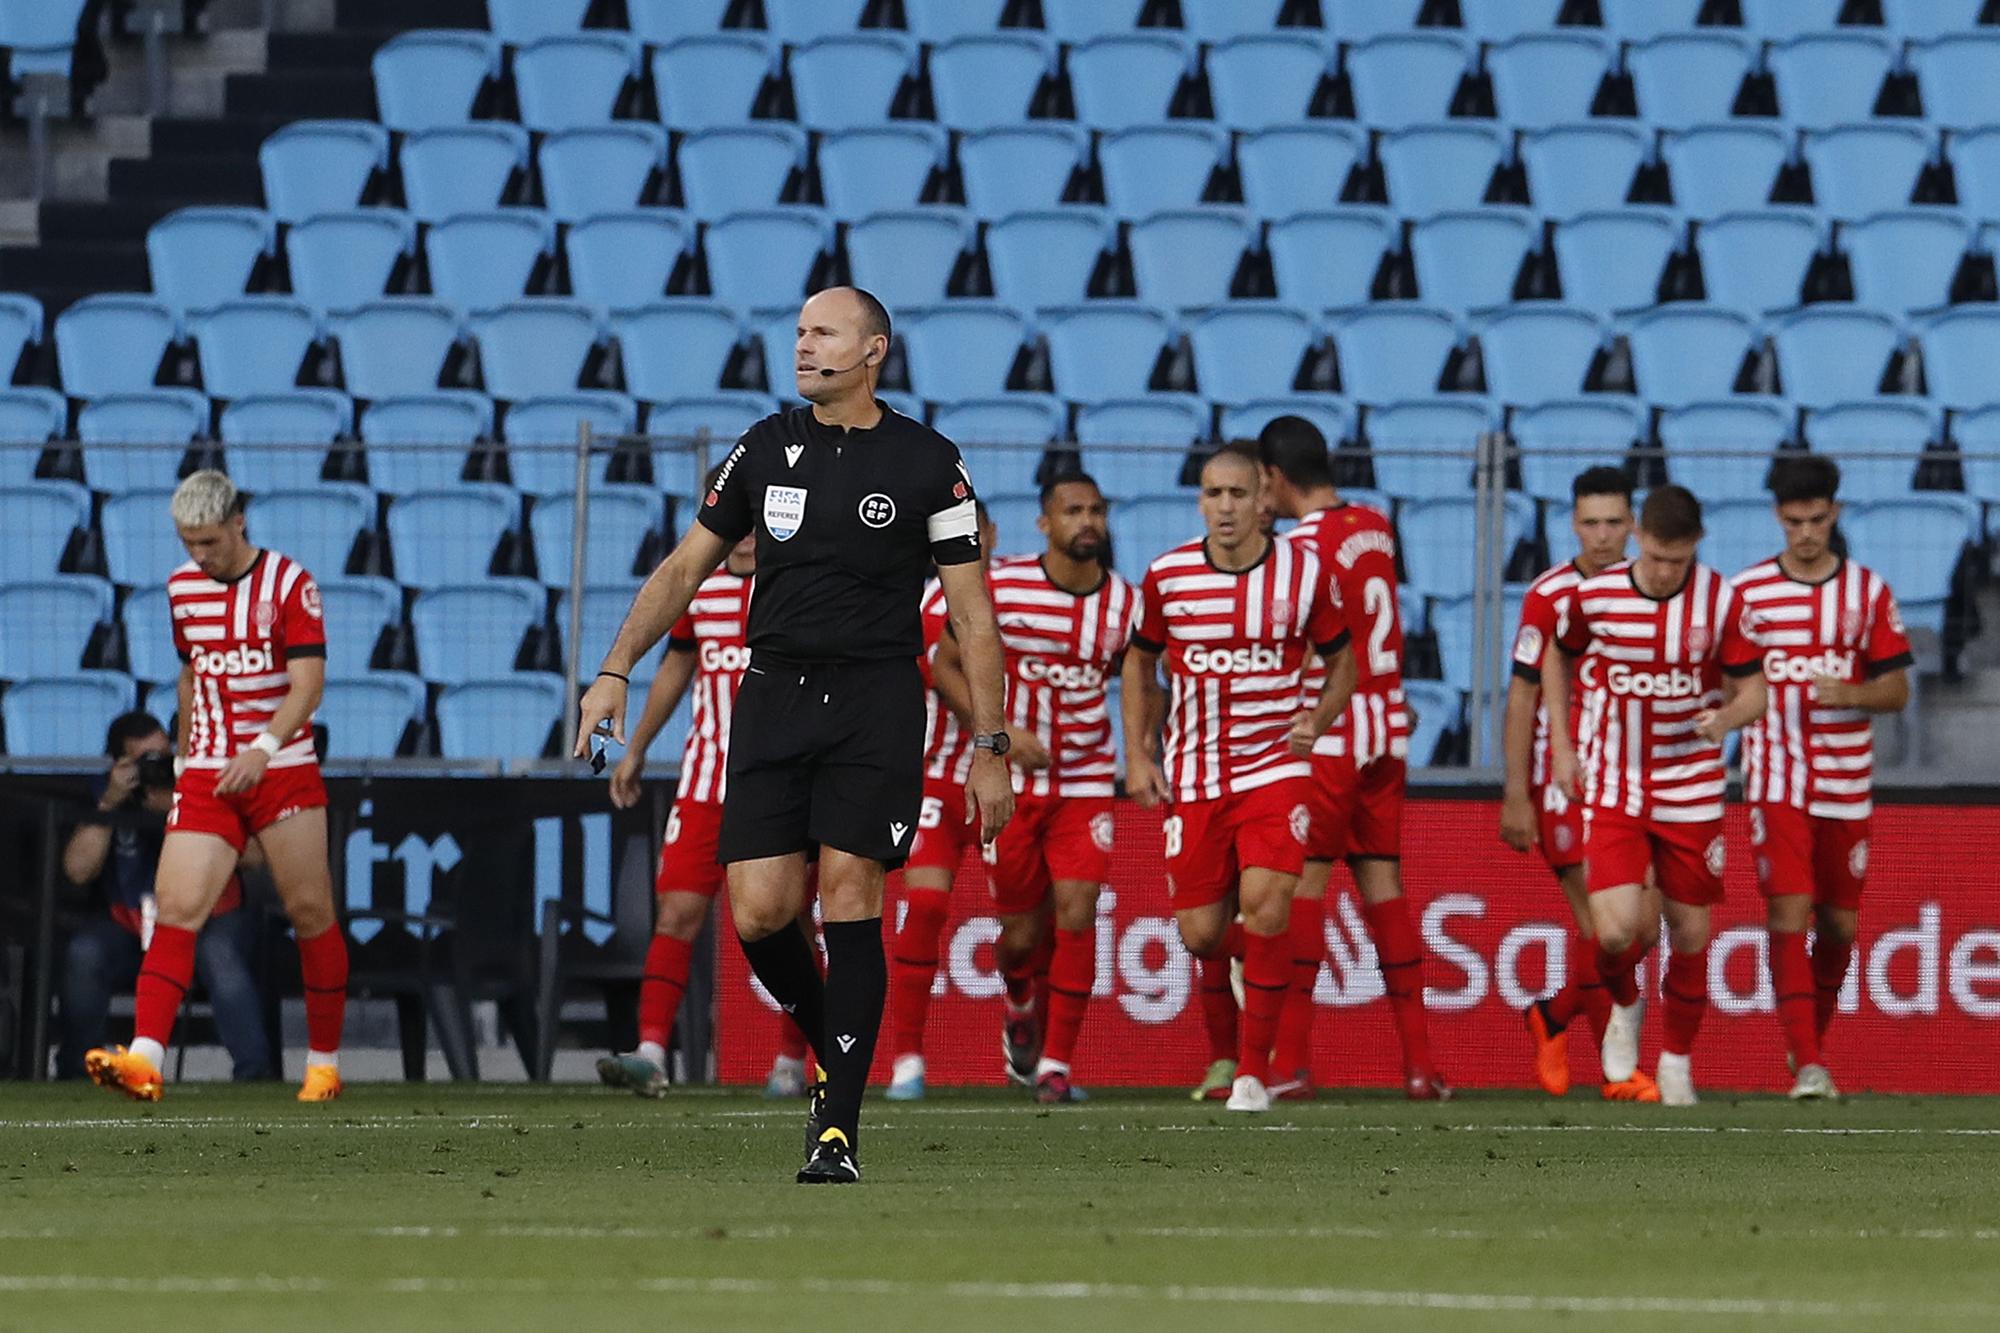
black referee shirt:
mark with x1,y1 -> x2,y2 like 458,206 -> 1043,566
696,404 -> 982,662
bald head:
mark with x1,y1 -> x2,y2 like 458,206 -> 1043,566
795,287 -> 892,404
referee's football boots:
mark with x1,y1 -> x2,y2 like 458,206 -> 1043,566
797,1126 -> 860,1184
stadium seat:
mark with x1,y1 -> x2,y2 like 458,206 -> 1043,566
1070,34 -> 1192,129
372,29 -> 499,133
413,579 -> 543,685
1,293 -> 41,385
193,297 -> 316,400
1770,34 -> 1896,133
1043,303 -> 1173,404
1428,586 -> 1530,695
1739,0 -> 1853,40
929,34 -> 1054,131
676,126 -> 805,222
1207,35 -> 1329,132
1401,678 -> 1459,766
248,485 -> 370,579
286,210 -> 414,317
1487,33 -> 1613,133
1323,0 -> 1423,41
750,307 -> 803,397
76,391 -> 203,494
985,209 -> 1107,310
647,391 -> 779,453
501,393 -> 639,496
1456,0 -> 1568,41
0,0 -> 90,85
361,393 -> 489,494
387,486 -> 517,590
1333,305 -> 1460,402
1917,308 -> 2000,409
1695,210 -> 1821,316
436,676 -> 562,760
613,301 -> 740,403
903,0 -> 1010,43
119,583 -> 177,682
1521,123 -> 1646,220
258,121 -> 388,224
1884,0 -> 1989,41
1039,0 -> 1146,43
1365,398 -> 1489,500
0,576 -> 109,677
763,0 -> 867,45
1510,398 -> 1642,501
959,125 -> 1088,218
1803,124 -> 1931,219
1410,209 -> 1534,315
984,494 -> 1044,552
1268,209 -> 1392,310
145,208 -> 274,317
562,584 -> 668,688
1772,307 -> 1903,408
401,123 -> 529,223
818,125 -> 947,218
1597,0 -> 1705,42
319,673 -> 425,757
846,209 -> 968,310
1628,34 -> 1755,133
1552,210 -> 1677,316
540,125 -> 667,224
1843,210 -> 1970,314
1951,403 -> 2000,501
901,303 -> 1030,402
220,390 -> 350,492
565,211 -> 690,311
792,35 -> 916,131
1400,495 -> 1532,600
315,576 -> 401,678
528,485 -> 659,586
1951,128 -> 2000,224
470,300 -> 600,400
1099,125 -> 1228,220
1218,396 -> 1353,450
484,0 -> 589,45
1190,304 -> 1317,402
1180,0 -> 1290,42
55,294 -> 177,399
98,489 -> 184,587
1077,396 -> 1205,499
939,396 -> 1063,497
1658,398 -> 1790,501
1803,400 -> 1935,500
1238,125 -> 1365,221
1626,304 -> 1757,407
1129,209 -> 1250,311
1840,499 -> 1970,634
1,481 -> 88,584
704,209 -> 829,312
1662,124 -> 1789,217
2,673 -> 134,758
1109,495 -> 1192,573
1378,124 -> 1506,219
0,387 -> 66,484
651,35 -> 777,132
1348,34 -> 1473,133
514,33 -> 640,133
1911,34 -> 2000,128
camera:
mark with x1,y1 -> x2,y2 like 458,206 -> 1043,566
136,752 -> 176,790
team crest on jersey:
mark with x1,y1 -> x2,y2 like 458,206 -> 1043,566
1887,597 -> 1905,636
1757,856 -> 1772,883
1514,623 -> 1544,666
1090,812 -> 1114,853
253,600 -> 276,637
1705,835 -> 1726,877
1687,626 -> 1712,658
300,583 -> 323,620
763,485 -> 808,541
1270,598 -> 1293,630
1850,839 -> 1869,878
1553,822 -> 1575,854
1842,609 -> 1863,642
1288,803 -> 1311,846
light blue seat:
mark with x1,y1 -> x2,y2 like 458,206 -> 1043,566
562,585 -> 667,687
763,0 -> 868,44
259,121 -> 389,223
1488,32 -> 1612,132
361,392 -> 489,493
677,125 -> 806,221
1552,210 -> 1677,316
1951,128 -> 2000,227
221,390 -> 351,492
501,392 -> 639,495
1658,398 -> 1790,500
1218,395 -> 1354,449
930,34 -> 1053,131
387,486 -> 518,589
1239,125 -> 1365,221
484,0 -> 590,45
1804,401 -> 1935,499
1844,210 -> 1970,314
1411,209 -> 1534,315
566,211 -> 691,311
2,674 -> 134,758
1180,0 -> 1290,41
0,0 -> 90,83
0,294 -> 42,385
146,208 -> 275,317
1598,0 -> 1706,41
119,583 -> 178,682
987,209 -> 1108,310
1626,304 -> 1757,407
819,125 -> 947,218
647,392 -> 778,456
470,299 -> 601,399
1511,398 -> 1642,501
1040,0 -> 1147,43
1884,0 -> 1990,41
529,485 -> 661,586
1951,403 -> 2000,501
372,30 -> 499,132
1070,33 -> 1193,130
0,576 -> 110,676
1333,305 -> 1459,402
436,676 -> 564,760
286,209 -> 414,316
1740,0 -> 1856,40
984,494 -> 1044,553
1129,208 -> 1250,311
1910,34 -> 2000,128
1099,124 -> 1228,220
55,294 -> 177,399
942,396 -> 1064,497
77,390 -> 204,495
1326,0 -> 1424,41
1771,34 -> 1896,133
1842,499 -> 1972,634
319,673 -> 425,757
1628,34 -> 1755,133
1694,210 -> 1821,316
1190,304 -> 1316,402
1208,35 -> 1329,132
99,489 -> 184,586
1379,124 -> 1505,218
401,123 -> 529,223
193,297 -> 316,399
904,0 -> 1010,42
316,576 -> 401,679
1522,123 -> 1646,220
1366,398 -> 1488,500
1663,124 -> 1789,218
1772,307 -> 1903,409
847,209 -> 968,310
0,387 -> 66,484
515,33 -> 640,133
1400,494 -> 1532,600
750,303 -> 807,403
1924,308 -> 2000,410
1268,208 -> 1392,309
413,580 -> 543,684
1401,678 -> 1460,766
1803,124 -> 1931,219
1077,396 -> 1205,499
1043,303 -> 1172,404
902,303 -> 1030,402
425,209 -> 553,314
1109,495 -> 1193,573
540,124 -> 666,224
704,209 -> 829,311
1349,33 -> 1472,132
1704,501 -> 1785,583
1456,0 -> 1568,41
959,125 -> 1087,218
792,34 -> 917,131
249,484 -> 370,579
613,301 -> 740,402
651,35 -> 777,132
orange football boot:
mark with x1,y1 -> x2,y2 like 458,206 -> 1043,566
297,1064 -> 344,1102
84,1046 -> 163,1102
1525,1003 -> 1572,1097
1602,1071 -> 1661,1103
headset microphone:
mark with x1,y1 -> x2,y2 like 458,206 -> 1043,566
817,358 -> 871,377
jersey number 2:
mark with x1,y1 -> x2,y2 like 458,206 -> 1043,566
1362,577 -> 1398,676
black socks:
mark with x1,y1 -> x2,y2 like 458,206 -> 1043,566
817,917 -> 888,1145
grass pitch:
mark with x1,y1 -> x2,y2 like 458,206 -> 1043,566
3,1085 -> 1999,1332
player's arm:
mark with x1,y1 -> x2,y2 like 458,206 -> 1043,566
609,646 -> 697,809
1500,673 -> 1541,852
938,559 -> 1014,842
174,661 -> 194,759
1288,635 -> 1356,756
1813,664 -> 1910,713
1120,643 -> 1168,807
1694,667 -> 1767,743
215,654 -> 324,796
1544,645 -> 1581,800
575,524 -> 732,751
933,627 -> 1049,771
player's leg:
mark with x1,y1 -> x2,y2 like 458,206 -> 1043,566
1799,816 -> 1866,1097
256,804 -> 346,1101
987,802 -> 1052,1090
1585,809 -> 1654,1088
1648,823 -> 1724,1107
1270,858 -> 1330,1098
885,784 -> 968,1097
191,909 -> 275,1081
1167,803 -> 1243,1099
1229,861 -> 1298,1113
1811,901 -> 1858,1048
1753,804 -> 1825,1092
729,852 -> 821,1063
1346,759 -> 1447,1099
767,872 -> 821,1097
1525,859 -> 1596,1097
1031,799 -> 1112,1103
603,800 -> 723,1095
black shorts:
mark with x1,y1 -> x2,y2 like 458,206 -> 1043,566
720,655 -> 926,870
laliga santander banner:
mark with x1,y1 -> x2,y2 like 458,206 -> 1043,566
715,798 -> 2000,1094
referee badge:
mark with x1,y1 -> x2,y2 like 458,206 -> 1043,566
763,485 -> 808,541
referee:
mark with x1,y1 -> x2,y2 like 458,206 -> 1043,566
576,287 -> 1015,1183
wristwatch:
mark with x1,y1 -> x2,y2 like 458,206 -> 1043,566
972,731 -> 1011,756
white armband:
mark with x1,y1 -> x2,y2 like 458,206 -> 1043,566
251,732 -> 283,758
927,497 -> 978,543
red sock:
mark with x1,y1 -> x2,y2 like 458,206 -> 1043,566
297,925 -> 350,1055
133,923 -> 198,1050
1768,929 -> 1820,1070
778,1014 -> 810,1063
887,890 -> 950,1058
1596,937 -> 1640,1007
1196,954 -> 1238,1062
1546,928 -> 1611,1046
1031,926 -> 1054,1020
637,932 -> 694,1049
1812,933 -> 1852,1043
1042,927 -> 1094,1067
1271,896 -> 1327,1079
1661,947 -> 1708,1057
1361,896 -> 1433,1073
1238,929 -> 1290,1083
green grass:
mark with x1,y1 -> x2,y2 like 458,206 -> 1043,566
3,1085 -> 2000,1333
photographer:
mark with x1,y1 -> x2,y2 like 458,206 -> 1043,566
55,712 -> 272,1081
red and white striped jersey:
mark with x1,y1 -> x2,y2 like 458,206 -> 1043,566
1511,560 -> 1587,796
664,568 -> 753,804
1134,536 -> 1349,803
169,550 -> 325,770
1286,502 -> 1409,764
918,577 -> 976,785
1732,556 -> 1912,819
990,555 -> 1138,799
1555,562 -> 1761,823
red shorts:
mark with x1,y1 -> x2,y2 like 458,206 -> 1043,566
656,799 -> 725,898
1304,752 -> 1404,860
1164,779 -> 1311,911
985,794 -> 1113,915
1751,804 -> 1868,910
168,763 -> 327,852
1535,783 -> 1585,872
905,775 -> 975,875
1584,807 -> 1725,906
